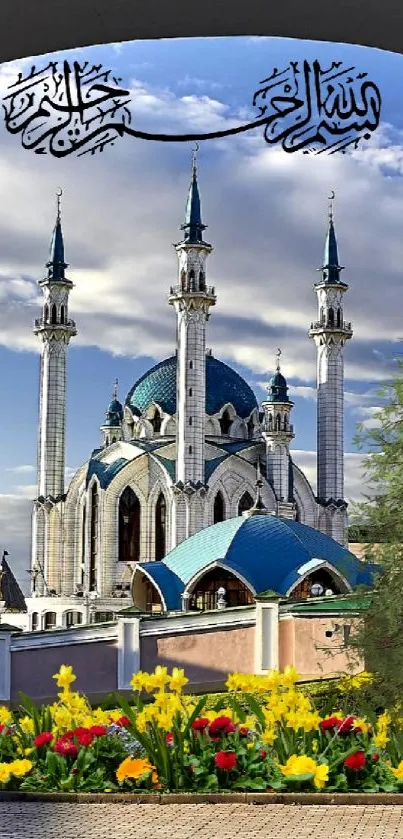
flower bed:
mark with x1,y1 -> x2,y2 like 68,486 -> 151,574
1,664 -> 403,794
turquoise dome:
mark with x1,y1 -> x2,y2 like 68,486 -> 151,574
136,515 -> 377,610
126,355 -> 258,419
103,397 -> 123,427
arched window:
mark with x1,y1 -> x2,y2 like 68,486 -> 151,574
220,409 -> 232,435
81,503 -> 86,586
119,487 -> 141,563
247,416 -> 254,440
155,492 -> 167,561
328,307 -> 335,327
89,483 -> 99,590
60,304 -> 65,324
275,413 -> 281,431
189,269 -> 195,290
31,612 -> 38,631
94,611 -> 114,623
66,610 -> 82,627
336,308 -> 341,327
44,611 -> 56,630
284,414 -> 288,430
199,270 -> 206,290
51,304 -> 57,324
180,269 -> 186,290
268,414 -> 273,431
320,307 -> 325,324
238,491 -> 254,515
43,304 -> 49,323
150,409 -> 162,433
213,491 -> 225,523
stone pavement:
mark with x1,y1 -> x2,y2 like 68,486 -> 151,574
1,803 -> 403,839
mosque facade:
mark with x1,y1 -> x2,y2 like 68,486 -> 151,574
21,154 -> 362,631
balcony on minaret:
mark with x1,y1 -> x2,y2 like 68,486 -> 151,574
309,319 -> 353,338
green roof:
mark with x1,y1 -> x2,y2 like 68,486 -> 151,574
282,594 -> 372,615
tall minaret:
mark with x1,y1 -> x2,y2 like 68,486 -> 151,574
309,194 -> 353,544
262,349 -> 296,519
34,190 -> 77,500
169,148 -> 216,487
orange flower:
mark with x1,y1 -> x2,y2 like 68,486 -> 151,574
116,757 -> 155,785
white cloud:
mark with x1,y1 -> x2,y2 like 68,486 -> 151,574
6,464 -> 35,474
291,449 -> 370,504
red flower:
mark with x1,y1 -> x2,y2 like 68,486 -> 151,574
76,731 -> 93,747
34,732 -> 53,748
214,751 -> 237,772
372,753 -> 380,763
166,733 -> 174,745
191,717 -> 210,732
54,738 -> 79,758
112,716 -> 130,728
320,716 -> 344,732
88,725 -> 107,737
239,726 -> 249,737
338,716 -> 362,735
344,751 -> 366,771
208,716 -> 236,738
259,750 -> 268,759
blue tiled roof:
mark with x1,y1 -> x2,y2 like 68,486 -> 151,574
138,562 -> 184,610
205,455 -> 229,482
86,457 -> 129,489
125,355 -> 258,419
145,515 -> 376,599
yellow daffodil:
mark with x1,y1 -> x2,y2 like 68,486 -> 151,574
169,667 -> 189,694
0,707 -> 12,726
391,761 -> 403,780
24,748 -> 33,757
261,728 -> 276,745
281,666 -> 299,689
130,671 -> 147,692
19,716 -> 35,735
52,664 -> 76,691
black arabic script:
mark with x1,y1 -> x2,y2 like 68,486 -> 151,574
2,59 -> 382,158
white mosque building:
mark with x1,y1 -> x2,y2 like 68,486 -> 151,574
2,153 -> 375,632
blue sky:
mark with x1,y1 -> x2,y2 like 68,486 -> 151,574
0,35 -> 401,588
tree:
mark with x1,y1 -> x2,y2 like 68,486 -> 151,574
347,357 -> 403,711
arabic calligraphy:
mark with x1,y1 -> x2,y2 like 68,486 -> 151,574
3,60 -> 132,156
2,59 -> 381,158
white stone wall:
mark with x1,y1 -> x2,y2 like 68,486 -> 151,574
37,339 -> 68,499
316,340 -> 345,501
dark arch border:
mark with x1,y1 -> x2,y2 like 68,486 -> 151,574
0,0 -> 402,65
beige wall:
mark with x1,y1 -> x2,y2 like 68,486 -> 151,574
279,616 -> 363,679
10,640 -> 118,704
141,625 -> 255,691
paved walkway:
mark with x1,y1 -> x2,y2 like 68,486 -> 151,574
1,803 -> 403,839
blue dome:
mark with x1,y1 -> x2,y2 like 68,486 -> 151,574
136,515 -> 377,610
103,397 -> 123,427
126,355 -> 258,419
266,371 -> 289,403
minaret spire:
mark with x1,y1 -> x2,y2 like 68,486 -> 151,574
100,379 -> 123,447
309,194 -> 353,546
32,191 -> 77,595
169,149 -> 216,539
262,351 -> 295,518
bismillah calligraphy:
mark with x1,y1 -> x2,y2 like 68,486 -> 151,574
2,58 -> 382,158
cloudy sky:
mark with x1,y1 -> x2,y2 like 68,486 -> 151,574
0,35 -> 400,590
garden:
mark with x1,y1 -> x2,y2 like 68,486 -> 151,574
1,663 -> 403,795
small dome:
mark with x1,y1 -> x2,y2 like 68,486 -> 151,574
135,515 -> 377,610
103,397 -> 123,428
266,370 -> 289,403
126,354 -> 258,419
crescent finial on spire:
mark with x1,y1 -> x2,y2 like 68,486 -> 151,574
56,187 -> 63,221
328,190 -> 335,221
275,347 -> 282,372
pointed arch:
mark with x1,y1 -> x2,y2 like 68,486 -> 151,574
119,486 -> 141,563
328,307 -> 335,326
238,491 -> 254,515
150,408 -> 162,433
51,304 -> 57,324
213,490 -> 225,523
247,416 -> 254,440
155,492 -> 167,561
60,304 -> 65,324
275,413 -> 281,431
219,409 -> 232,435
43,304 -> 49,322
89,482 -> 99,590
336,307 -> 341,327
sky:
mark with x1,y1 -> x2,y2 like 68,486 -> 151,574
0,34 -> 401,591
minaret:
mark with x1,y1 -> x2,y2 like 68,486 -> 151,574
309,193 -> 353,544
34,190 -> 77,500
169,147 -> 216,487
100,380 -> 123,447
262,349 -> 296,519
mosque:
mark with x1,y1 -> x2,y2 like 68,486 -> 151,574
1,153 -> 375,631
